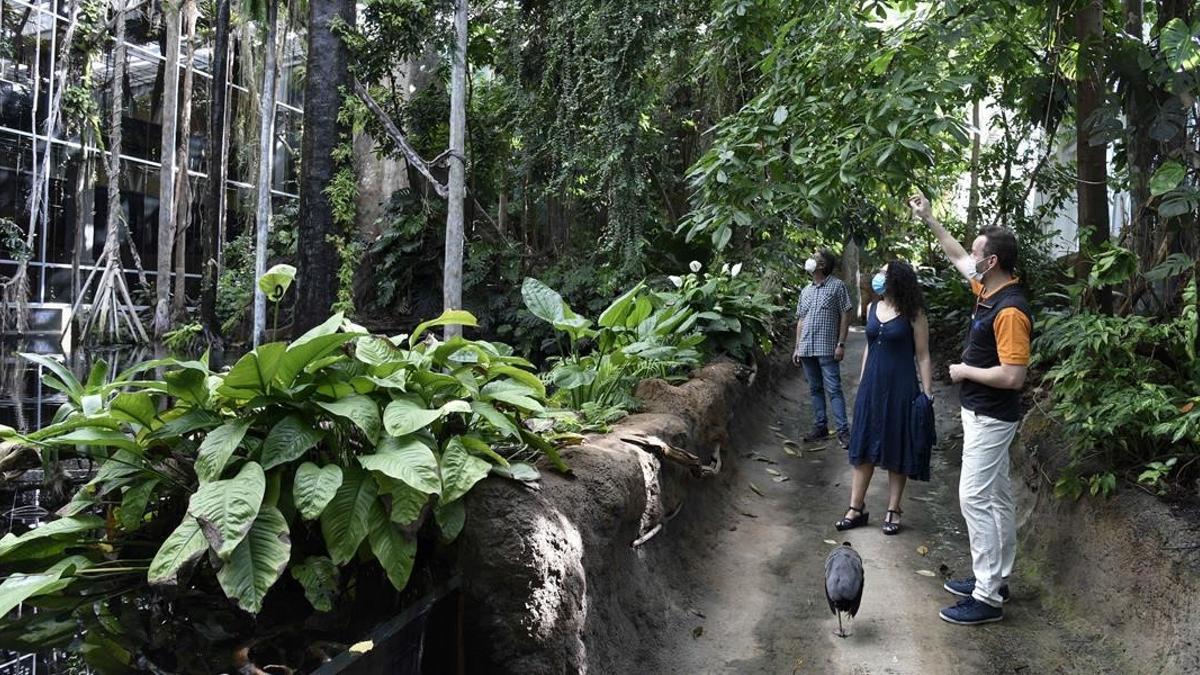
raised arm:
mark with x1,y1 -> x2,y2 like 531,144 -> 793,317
908,194 -> 974,281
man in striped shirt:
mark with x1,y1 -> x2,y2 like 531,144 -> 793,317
793,249 -> 854,448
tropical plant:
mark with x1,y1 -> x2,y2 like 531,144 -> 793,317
658,261 -> 782,362
521,277 -> 704,411
1032,277 -> 1200,498
0,307 -> 564,671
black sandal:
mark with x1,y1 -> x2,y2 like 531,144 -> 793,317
882,509 -> 902,535
835,505 -> 868,531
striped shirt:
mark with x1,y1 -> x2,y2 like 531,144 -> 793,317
795,276 -> 853,357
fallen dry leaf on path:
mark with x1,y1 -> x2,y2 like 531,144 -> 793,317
917,545 -> 929,556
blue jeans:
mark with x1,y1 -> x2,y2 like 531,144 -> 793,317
799,355 -> 848,434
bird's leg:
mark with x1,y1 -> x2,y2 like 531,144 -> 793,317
837,612 -> 845,638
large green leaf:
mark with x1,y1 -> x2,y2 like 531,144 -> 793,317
434,499 -> 466,544
291,555 -> 340,612
377,477 -> 429,527
188,461 -> 266,559
109,392 -> 159,430
216,505 -> 291,614
80,628 -> 132,674
469,400 -> 519,438
1161,18 -> 1200,71
320,466 -> 378,565
316,395 -> 382,443
549,363 -> 596,390
0,611 -> 79,651
257,263 -> 297,302
598,281 -> 647,327
147,516 -> 208,586
358,436 -> 441,495
194,419 -> 253,482
116,479 -> 159,531
25,414 -> 121,442
521,277 -> 567,324
276,331 -> 355,389
383,396 -> 470,437
481,380 -> 545,412
165,367 -> 210,406
19,354 -> 81,398
85,450 -> 145,496
0,556 -> 92,617
260,415 -> 324,470
355,336 -> 400,367
46,428 -> 140,453
487,366 -> 546,398
293,462 -> 344,520
439,437 -> 492,504
1150,161 -> 1186,197
218,343 -> 287,398
409,309 -> 479,346
0,516 -> 104,562
367,503 -> 417,591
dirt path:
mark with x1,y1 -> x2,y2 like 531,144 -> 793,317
647,329 -> 1123,675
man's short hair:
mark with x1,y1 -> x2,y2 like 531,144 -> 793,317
816,248 -> 838,274
979,227 -> 1018,273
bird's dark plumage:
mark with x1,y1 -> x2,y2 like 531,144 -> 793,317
824,542 -> 864,637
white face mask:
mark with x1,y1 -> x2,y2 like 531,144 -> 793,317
805,258 -> 819,274
971,255 -> 994,282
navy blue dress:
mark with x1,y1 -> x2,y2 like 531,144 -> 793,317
848,303 -> 926,479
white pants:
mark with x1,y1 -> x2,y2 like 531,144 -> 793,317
959,408 -> 1019,607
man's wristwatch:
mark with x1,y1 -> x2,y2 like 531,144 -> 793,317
836,342 -> 846,348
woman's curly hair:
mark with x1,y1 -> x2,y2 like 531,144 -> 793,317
883,260 -> 925,321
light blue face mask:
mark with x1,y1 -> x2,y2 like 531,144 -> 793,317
872,273 -> 887,295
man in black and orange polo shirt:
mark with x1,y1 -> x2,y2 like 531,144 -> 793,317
909,193 -> 1032,627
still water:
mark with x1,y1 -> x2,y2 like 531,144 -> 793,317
0,339 -> 150,675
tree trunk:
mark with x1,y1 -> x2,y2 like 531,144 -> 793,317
172,0 -> 197,319
295,0 -> 354,334
201,0 -> 231,352
85,0 -> 148,343
967,99 -> 982,230
252,0 -> 280,346
442,0 -> 468,339
1074,0 -> 1112,314
497,189 -> 507,237
842,237 -> 860,323
154,0 -> 182,337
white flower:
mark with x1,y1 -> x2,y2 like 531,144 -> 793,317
730,262 -> 743,277
721,263 -> 730,274
668,275 -> 684,288
689,260 -> 702,273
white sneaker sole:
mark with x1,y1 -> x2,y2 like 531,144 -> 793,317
938,611 -> 1003,625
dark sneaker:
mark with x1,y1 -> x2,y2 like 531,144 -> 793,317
803,428 -> 829,442
939,597 -> 1003,625
943,577 -> 1010,601
836,429 -> 851,449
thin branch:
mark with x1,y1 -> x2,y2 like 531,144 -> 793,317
352,78 -> 448,198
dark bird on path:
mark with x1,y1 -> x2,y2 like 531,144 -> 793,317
824,542 -> 864,638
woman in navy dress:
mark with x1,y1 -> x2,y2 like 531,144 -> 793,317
836,260 -> 935,535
